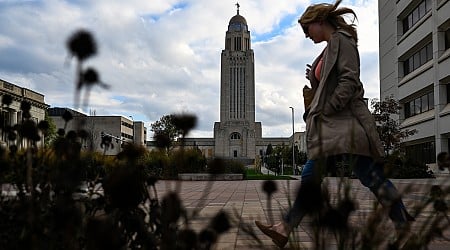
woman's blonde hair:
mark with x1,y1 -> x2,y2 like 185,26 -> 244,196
298,0 -> 358,43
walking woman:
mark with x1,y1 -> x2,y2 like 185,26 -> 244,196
255,1 -> 413,248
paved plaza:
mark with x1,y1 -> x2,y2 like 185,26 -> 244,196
154,175 -> 450,249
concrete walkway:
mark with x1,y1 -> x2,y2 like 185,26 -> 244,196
154,175 -> 450,249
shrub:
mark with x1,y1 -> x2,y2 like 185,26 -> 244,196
169,148 -> 207,175
384,151 -> 434,179
142,150 -> 169,178
225,159 -> 246,176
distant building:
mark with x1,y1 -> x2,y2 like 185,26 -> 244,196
378,0 -> 450,169
147,6 -> 307,164
49,107 -> 147,155
1,78 -> 48,148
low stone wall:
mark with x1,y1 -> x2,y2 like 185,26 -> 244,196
178,173 -> 244,181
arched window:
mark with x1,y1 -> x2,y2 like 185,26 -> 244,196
230,132 -> 241,140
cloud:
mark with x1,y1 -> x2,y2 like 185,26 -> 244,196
0,0 -> 380,139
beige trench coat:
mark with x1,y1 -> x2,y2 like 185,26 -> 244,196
305,30 -> 384,161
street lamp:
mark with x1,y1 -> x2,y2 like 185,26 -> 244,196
289,106 -> 295,175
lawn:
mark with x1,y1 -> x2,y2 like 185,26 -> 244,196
245,168 -> 296,180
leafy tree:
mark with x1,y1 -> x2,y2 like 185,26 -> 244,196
296,150 -> 307,165
150,114 -> 180,151
265,143 -> 273,156
371,96 -> 416,156
43,112 -> 57,147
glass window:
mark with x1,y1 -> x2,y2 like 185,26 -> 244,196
403,42 -> 432,76
426,43 -> 433,61
405,141 -> 436,164
421,94 -> 429,111
428,92 -> 434,107
420,47 -> 427,65
403,19 -> 409,33
404,58 -> 411,75
409,101 -> 415,116
444,28 -> 450,49
419,1 -> 426,18
413,53 -> 420,70
407,15 -> 413,32
402,0 -> 432,34
412,8 -> 419,24
404,102 -> 411,118
414,98 -> 421,114
447,84 -> 450,103
408,58 -> 414,73
426,0 -> 432,12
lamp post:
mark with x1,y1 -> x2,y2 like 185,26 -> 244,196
289,106 -> 295,175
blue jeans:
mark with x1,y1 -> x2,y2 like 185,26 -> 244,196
300,159 -> 314,180
284,155 -> 412,228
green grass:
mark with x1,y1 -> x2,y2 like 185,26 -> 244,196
245,168 -> 296,180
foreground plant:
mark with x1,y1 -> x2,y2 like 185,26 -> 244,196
0,29 -> 239,250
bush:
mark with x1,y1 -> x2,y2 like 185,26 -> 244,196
225,159 -> 246,175
142,150 -> 169,178
384,152 -> 434,179
169,148 -> 206,175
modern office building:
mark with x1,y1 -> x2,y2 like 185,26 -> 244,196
49,107 -> 147,156
378,0 -> 450,169
0,78 -> 49,148
146,6 -> 307,164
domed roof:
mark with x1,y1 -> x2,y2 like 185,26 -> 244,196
229,14 -> 247,25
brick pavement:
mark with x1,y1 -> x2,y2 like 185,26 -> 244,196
154,176 -> 450,249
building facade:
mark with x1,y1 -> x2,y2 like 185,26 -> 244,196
378,0 -> 450,169
213,7 -> 262,162
1,78 -> 48,148
49,107 -> 147,156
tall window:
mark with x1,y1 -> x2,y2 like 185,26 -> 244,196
404,91 -> 434,118
402,0 -> 432,34
234,37 -> 241,51
403,42 -> 432,75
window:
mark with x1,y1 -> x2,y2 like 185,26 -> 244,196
402,0 -> 432,34
445,28 -> 450,50
447,84 -> 450,103
404,91 -> 434,118
226,38 -> 231,50
405,141 -> 436,164
403,42 -> 432,75
230,132 -> 241,140
234,37 -> 242,51
234,150 -> 238,157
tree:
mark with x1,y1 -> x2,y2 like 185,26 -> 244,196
265,143 -> 273,156
150,114 -> 197,152
371,96 -> 417,156
150,114 -> 180,151
43,112 -> 57,147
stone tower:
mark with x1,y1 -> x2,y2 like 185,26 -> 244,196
214,4 -> 262,163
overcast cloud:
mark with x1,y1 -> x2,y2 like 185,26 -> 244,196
0,0 -> 380,138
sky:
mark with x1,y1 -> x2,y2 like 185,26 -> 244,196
0,0 -> 380,139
